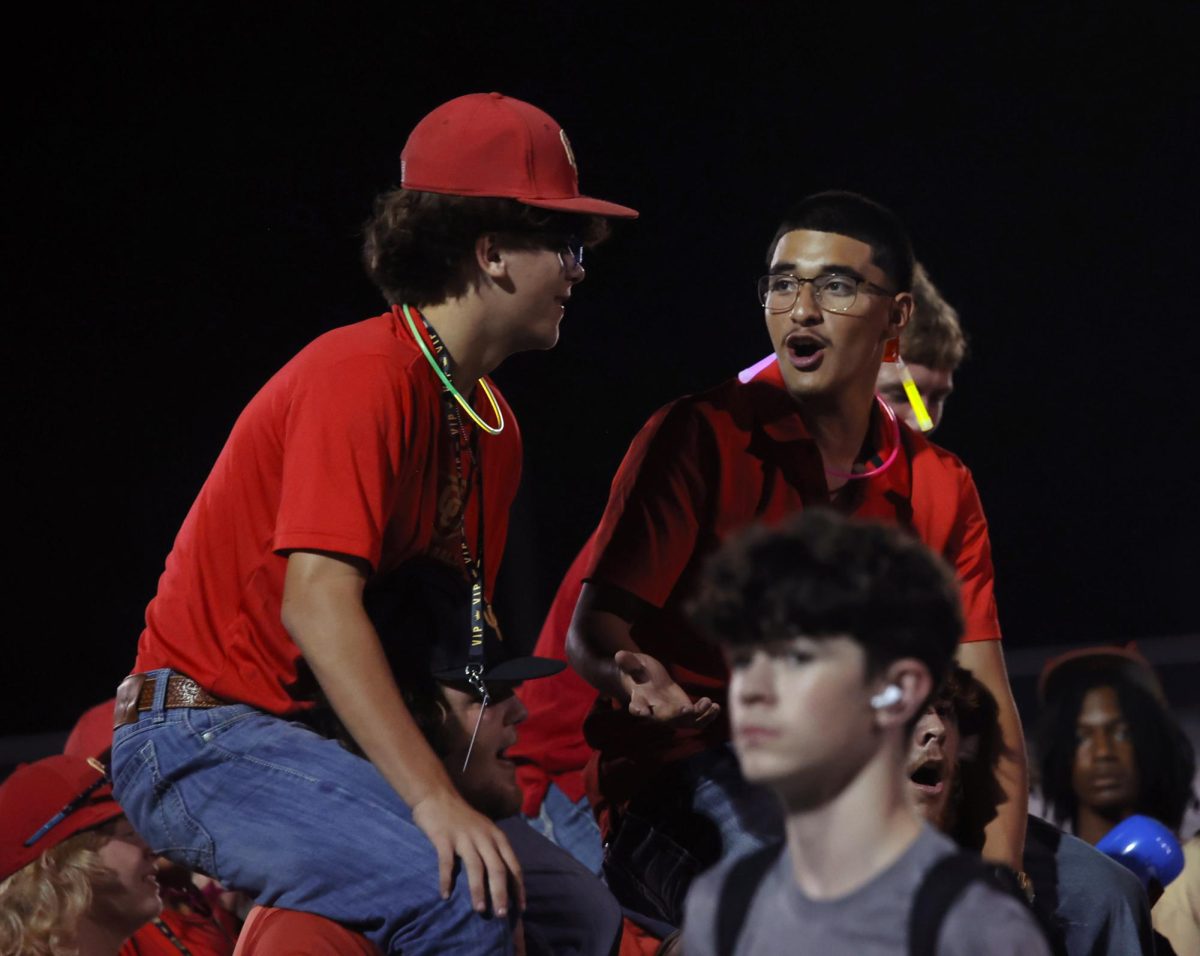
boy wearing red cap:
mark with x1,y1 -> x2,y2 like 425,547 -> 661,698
111,92 -> 635,954
0,755 -> 162,956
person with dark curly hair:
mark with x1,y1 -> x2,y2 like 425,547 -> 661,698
681,511 -> 1048,956
910,666 -> 1155,956
108,92 -> 636,954
1036,649 -> 1196,846
1036,648 -> 1198,954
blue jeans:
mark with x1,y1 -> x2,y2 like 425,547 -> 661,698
602,743 -> 783,930
111,670 -> 509,955
524,782 -> 605,875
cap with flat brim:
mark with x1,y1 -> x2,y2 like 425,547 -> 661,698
433,655 -> 565,685
401,92 -> 638,220
365,559 -> 566,687
0,754 -> 122,881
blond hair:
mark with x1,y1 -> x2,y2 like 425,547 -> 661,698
901,262 -> 967,371
0,828 -> 110,956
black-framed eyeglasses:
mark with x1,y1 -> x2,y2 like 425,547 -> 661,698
757,272 -> 894,315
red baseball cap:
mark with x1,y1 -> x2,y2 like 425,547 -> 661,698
64,698 -> 117,760
1037,642 -> 1166,704
401,92 -> 638,219
0,754 -> 123,880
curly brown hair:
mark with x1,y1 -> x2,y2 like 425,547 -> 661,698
934,664 -> 1004,852
362,188 -> 610,307
688,510 -> 963,697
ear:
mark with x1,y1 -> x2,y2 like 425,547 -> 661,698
870,658 -> 932,730
474,233 -> 510,282
887,291 -> 915,338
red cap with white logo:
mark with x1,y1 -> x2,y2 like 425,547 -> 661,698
401,92 -> 638,219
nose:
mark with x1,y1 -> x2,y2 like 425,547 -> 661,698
791,279 -> 823,326
1092,731 -> 1116,759
733,651 -> 776,705
503,693 -> 528,726
916,707 -> 947,747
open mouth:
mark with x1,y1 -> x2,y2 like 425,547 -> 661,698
908,759 -> 945,793
785,334 -> 825,370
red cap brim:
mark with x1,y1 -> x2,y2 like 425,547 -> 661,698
519,194 -> 639,219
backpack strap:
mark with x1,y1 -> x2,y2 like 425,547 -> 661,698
715,841 -> 784,956
908,852 -> 1034,956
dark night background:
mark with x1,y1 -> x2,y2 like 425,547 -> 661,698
7,5 -> 1199,742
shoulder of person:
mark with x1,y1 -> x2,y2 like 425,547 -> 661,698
932,864 -> 1052,956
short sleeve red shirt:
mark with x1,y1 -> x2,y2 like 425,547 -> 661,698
134,308 -> 522,715
578,362 -> 1001,785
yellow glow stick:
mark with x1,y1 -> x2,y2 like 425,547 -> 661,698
897,359 -> 935,432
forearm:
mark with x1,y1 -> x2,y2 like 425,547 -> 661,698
957,639 -> 1028,869
281,555 -> 456,807
985,697 -> 1029,870
565,582 -> 644,699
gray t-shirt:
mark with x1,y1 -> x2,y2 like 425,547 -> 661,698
682,825 -> 1050,956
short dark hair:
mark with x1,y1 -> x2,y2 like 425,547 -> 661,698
363,188 -> 610,307
1036,668 -> 1197,832
902,262 -> 968,370
688,510 -> 963,687
767,190 -> 915,292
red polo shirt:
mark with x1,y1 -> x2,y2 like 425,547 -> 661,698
514,360 -> 999,813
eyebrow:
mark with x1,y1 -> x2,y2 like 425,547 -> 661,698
768,263 -> 867,280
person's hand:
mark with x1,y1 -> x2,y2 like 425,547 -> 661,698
615,650 -> 721,727
411,789 -> 524,916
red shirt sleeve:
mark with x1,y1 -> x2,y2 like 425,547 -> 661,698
272,351 -> 420,570
585,401 -> 718,607
949,465 -> 1002,644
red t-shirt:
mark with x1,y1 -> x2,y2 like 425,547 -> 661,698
517,362 -> 1000,812
134,308 -> 522,715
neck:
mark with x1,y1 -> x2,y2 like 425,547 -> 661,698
74,914 -> 135,956
780,744 -> 921,900
1075,804 -> 1131,845
796,386 -> 879,483
419,298 -> 504,388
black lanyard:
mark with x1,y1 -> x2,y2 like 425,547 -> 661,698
416,313 -> 489,699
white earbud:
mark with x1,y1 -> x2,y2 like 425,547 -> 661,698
870,684 -> 903,709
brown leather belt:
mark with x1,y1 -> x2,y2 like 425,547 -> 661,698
113,674 -> 228,729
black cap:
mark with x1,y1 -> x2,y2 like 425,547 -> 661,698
364,559 -> 565,684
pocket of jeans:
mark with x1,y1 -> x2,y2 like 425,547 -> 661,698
119,737 -> 218,876
182,703 -> 260,743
